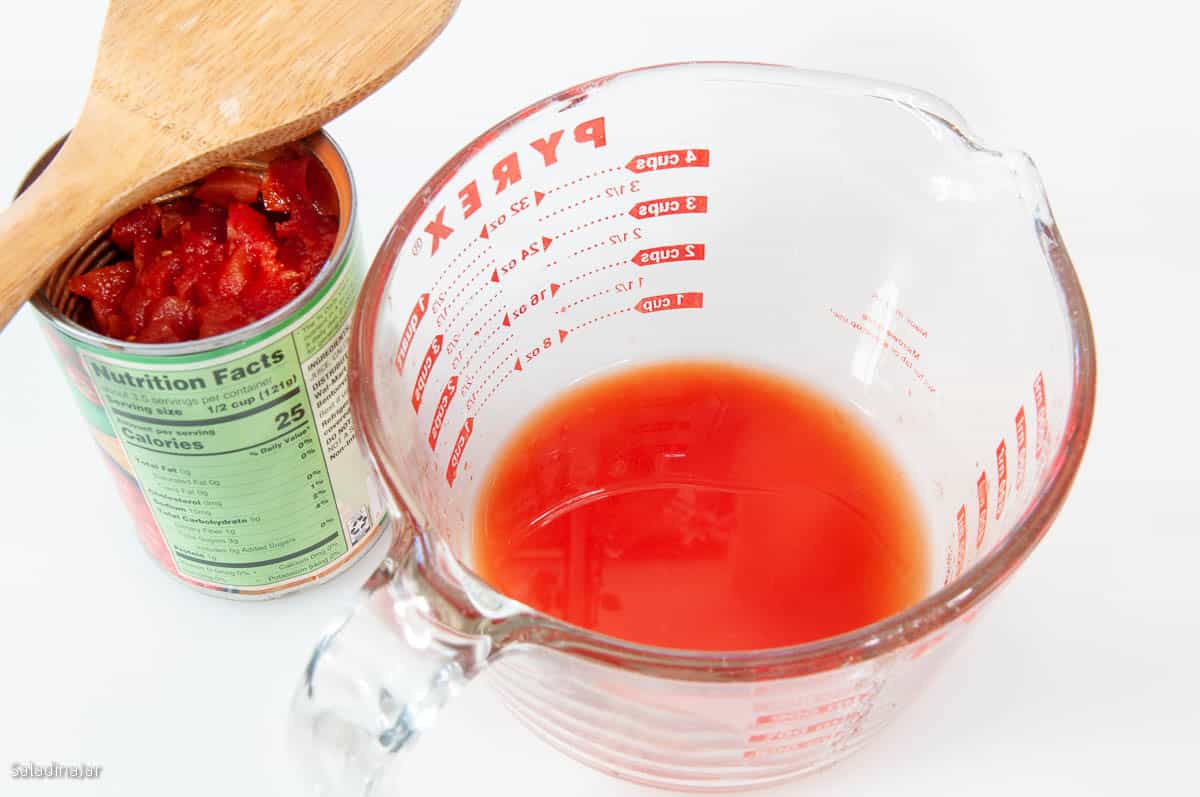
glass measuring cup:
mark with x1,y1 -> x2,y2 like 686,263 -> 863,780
291,63 -> 1096,795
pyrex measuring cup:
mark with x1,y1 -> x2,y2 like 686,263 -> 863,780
291,63 -> 1095,794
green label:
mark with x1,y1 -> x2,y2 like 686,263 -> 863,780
77,253 -> 381,589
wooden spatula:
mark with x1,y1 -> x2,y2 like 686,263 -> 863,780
0,0 -> 458,330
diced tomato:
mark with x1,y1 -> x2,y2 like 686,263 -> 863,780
215,246 -> 254,299
71,150 -> 338,343
276,210 -> 337,277
69,261 -> 134,307
110,204 -> 161,251
175,234 -> 225,300
135,296 -> 197,343
120,285 -> 157,334
195,299 -> 250,338
227,202 -> 277,263
306,157 -> 339,216
160,204 -> 185,239
69,262 -> 135,339
192,167 -> 264,205
161,198 -> 227,242
261,156 -> 310,213
240,269 -> 305,319
132,235 -> 165,273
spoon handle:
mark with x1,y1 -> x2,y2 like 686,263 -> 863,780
0,133 -> 143,330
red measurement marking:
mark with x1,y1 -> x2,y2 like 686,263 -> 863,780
410,334 -> 443,413
466,355 -> 517,419
462,316 -> 505,372
748,716 -> 849,744
742,735 -> 834,760
995,440 -> 1008,520
754,696 -> 869,726
491,236 -> 554,282
477,369 -> 515,415
427,376 -> 459,450
504,283 -> 560,325
636,291 -> 704,313
567,239 -> 608,260
954,505 -> 968,579
633,243 -> 705,267
477,331 -> 515,376
394,293 -> 430,373
1033,372 -> 1049,465
479,344 -> 514,388
626,148 -> 710,173
470,349 -> 523,414
568,306 -> 633,333
468,305 -> 504,340
565,259 -> 625,285
1015,407 -> 1028,493
431,238 -> 479,293
452,280 -> 497,332
445,417 -> 474,486
629,195 -> 707,220
976,471 -> 988,551
444,258 -> 495,317
555,212 -> 623,239
538,191 -> 604,221
442,245 -> 493,302
558,287 -> 611,314
546,165 -> 623,194
534,190 -> 546,206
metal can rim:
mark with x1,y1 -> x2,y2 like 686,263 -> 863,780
25,129 -> 358,358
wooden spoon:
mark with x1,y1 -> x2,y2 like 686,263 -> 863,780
0,0 -> 458,330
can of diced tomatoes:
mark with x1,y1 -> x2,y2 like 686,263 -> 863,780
19,131 -> 388,598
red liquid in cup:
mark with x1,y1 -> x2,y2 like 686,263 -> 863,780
474,361 -> 928,650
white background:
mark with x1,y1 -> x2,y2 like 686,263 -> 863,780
1,1 -> 1197,794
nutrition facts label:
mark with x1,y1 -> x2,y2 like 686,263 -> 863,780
82,266 -> 375,588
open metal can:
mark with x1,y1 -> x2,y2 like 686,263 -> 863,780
20,131 -> 388,598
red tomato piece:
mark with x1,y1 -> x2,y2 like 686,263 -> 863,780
306,156 -> 339,217
192,167 -> 264,205
175,233 -> 226,300
276,211 -> 337,277
110,204 -> 161,251
135,296 -> 197,343
226,202 -> 277,263
69,261 -> 135,339
240,269 -> 305,319
195,299 -> 250,339
214,245 -> 254,299
261,156 -> 310,213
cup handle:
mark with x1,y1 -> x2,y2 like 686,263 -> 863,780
290,537 -> 496,796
